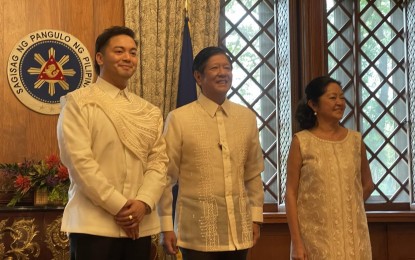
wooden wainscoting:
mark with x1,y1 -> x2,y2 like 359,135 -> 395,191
248,222 -> 291,260
0,207 -> 166,260
248,212 -> 415,260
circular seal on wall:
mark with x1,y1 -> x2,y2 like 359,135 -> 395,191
7,29 -> 94,115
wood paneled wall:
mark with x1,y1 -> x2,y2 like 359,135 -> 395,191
248,217 -> 415,260
0,0 -> 124,162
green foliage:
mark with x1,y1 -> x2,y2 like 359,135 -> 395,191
0,155 -> 69,207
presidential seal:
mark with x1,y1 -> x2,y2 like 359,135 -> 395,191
7,29 -> 94,115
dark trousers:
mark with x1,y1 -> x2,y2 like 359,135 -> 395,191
69,233 -> 151,260
180,247 -> 249,260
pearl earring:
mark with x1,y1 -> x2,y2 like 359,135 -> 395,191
314,111 -> 317,116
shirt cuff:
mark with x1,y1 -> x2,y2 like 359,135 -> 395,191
251,206 -> 264,222
105,192 -> 128,215
160,215 -> 174,232
136,194 -> 155,211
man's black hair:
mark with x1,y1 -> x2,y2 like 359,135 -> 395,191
192,46 -> 232,74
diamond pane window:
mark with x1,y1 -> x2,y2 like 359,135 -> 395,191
220,0 -> 291,206
326,0 -> 411,208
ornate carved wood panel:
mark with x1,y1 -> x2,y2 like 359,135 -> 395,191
0,208 -> 68,259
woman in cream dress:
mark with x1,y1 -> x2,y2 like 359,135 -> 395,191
286,76 -> 374,260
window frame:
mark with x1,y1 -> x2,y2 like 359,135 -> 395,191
288,0 -> 415,211
219,0 -> 415,212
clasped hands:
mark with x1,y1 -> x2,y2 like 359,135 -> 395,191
114,199 -> 148,240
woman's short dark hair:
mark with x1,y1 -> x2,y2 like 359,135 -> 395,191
295,76 -> 341,129
192,46 -> 232,74
94,26 -> 137,75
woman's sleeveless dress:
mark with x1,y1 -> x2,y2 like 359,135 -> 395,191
294,130 -> 372,260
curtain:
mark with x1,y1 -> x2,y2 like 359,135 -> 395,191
124,0 -> 220,118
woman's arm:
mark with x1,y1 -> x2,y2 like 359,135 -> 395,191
361,140 -> 374,201
286,136 -> 307,259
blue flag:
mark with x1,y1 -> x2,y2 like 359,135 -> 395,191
177,17 -> 197,108
172,17 -> 197,224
